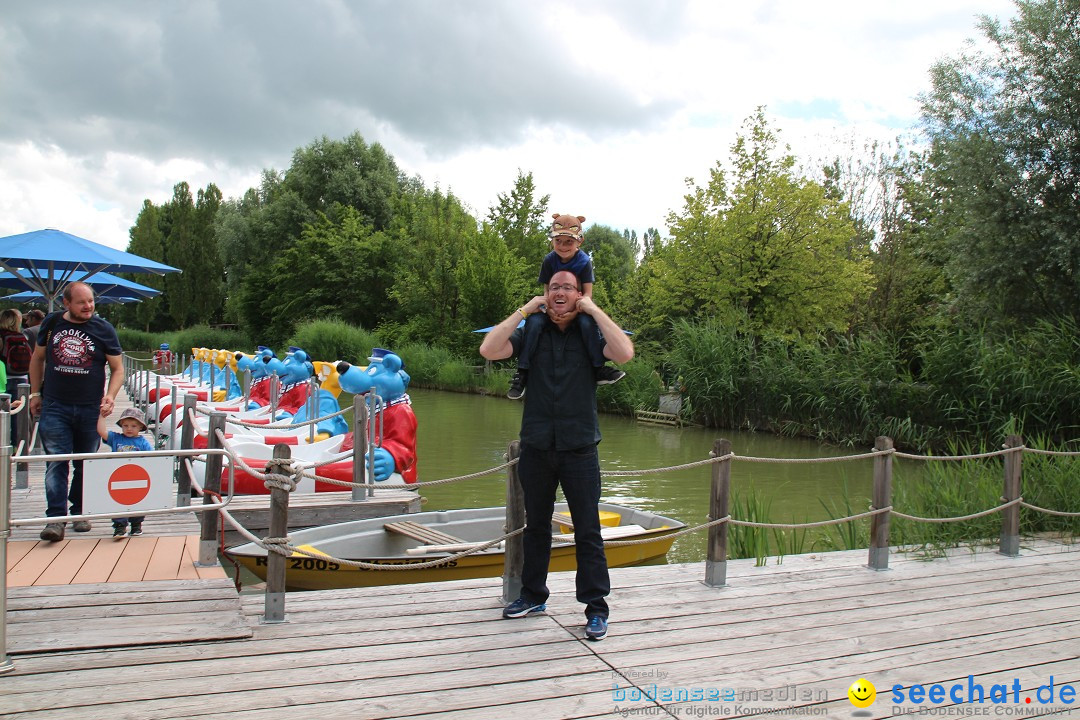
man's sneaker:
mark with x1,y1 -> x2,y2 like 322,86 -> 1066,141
502,597 -> 546,618
507,369 -> 527,400
72,520 -> 92,532
595,366 -> 626,386
113,524 -> 127,538
129,523 -> 143,537
585,615 -> 608,641
39,523 -> 65,542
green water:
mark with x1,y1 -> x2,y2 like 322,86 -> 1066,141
407,388 -> 902,564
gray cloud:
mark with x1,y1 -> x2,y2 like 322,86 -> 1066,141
1,0 -> 681,167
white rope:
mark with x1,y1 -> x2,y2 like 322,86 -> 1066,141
1019,500 -> 1080,517
1024,447 -> 1080,457
888,496 -> 1023,523
263,456 -> 301,493
894,446 -> 1021,461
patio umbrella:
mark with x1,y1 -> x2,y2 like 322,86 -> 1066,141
0,228 -> 180,311
7,291 -> 143,305
0,269 -> 161,299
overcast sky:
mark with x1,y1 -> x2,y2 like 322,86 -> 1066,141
0,0 -> 1017,251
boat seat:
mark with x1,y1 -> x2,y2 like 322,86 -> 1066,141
552,511 -> 574,529
383,521 -> 466,546
551,524 -> 647,543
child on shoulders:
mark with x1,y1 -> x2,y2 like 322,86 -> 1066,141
508,213 -> 626,400
97,407 -> 153,538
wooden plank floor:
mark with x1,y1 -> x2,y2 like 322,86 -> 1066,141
5,578 -> 252,654
3,538 -> 1079,719
6,535 -> 225,586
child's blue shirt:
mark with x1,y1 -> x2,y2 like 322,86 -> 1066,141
104,431 -> 153,453
538,249 -> 595,285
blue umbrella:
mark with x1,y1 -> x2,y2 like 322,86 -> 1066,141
0,228 -> 179,311
472,319 -> 526,333
0,269 -> 161,298
7,291 -> 143,305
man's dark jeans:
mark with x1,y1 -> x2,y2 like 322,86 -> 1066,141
518,442 -> 610,619
39,398 -> 101,518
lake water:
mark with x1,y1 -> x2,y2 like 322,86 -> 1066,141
407,388 -> 901,563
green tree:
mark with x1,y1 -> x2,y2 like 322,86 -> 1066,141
189,183 -> 225,325
920,0 -> 1080,326
487,170 -> 551,270
389,188 -> 479,349
457,222 -> 531,334
252,208 -> 397,342
653,109 -> 871,338
282,133 -> 403,232
123,200 -> 168,331
162,182 -> 196,328
582,224 -> 636,308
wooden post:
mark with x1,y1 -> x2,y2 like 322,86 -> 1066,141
176,393 -> 198,506
1000,434 -> 1023,557
14,383 -> 29,489
351,400 -> 368,501
262,443 -> 292,624
868,436 -> 894,570
704,438 -> 732,587
502,440 -> 524,603
198,412 -> 226,566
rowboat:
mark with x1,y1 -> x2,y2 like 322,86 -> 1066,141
227,502 -> 685,590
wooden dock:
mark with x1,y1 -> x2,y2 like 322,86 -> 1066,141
3,538 -> 1079,719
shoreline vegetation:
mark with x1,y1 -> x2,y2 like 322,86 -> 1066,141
119,316 -> 1080,562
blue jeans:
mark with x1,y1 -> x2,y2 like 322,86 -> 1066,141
518,443 -> 610,619
39,399 -> 102,518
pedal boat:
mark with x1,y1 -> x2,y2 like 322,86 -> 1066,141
227,502 -> 685,590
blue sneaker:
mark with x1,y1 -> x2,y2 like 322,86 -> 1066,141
502,597 -> 546,618
585,615 -> 608,641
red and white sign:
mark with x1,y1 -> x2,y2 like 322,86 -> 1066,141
83,457 -> 175,515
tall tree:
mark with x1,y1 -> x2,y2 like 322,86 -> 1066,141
124,200 -> 168,331
457,222 -> 531,335
651,109 -> 872,338
389,188 -> 478,347
189,183 -> 225,324
250,207 -> 397,342
162,182 -> 196,328
921,0 -> 1080,326
582,224 -> 636,308
487,170 -> 551,270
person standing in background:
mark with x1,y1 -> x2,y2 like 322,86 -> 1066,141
30,282 -> 124,541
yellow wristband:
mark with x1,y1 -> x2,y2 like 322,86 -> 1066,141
518,308 -> 529,320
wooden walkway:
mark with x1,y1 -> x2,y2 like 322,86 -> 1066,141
3,538 -> 1079,719
6,535 -> 223,586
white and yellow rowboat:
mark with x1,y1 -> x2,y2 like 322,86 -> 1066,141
227,502 -> 685,590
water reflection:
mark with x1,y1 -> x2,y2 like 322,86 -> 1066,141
409,388 -> 899,563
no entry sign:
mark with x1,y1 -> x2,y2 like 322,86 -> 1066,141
83,456 -> 175,515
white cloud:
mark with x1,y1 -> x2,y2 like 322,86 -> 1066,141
0,0 -> 1019,248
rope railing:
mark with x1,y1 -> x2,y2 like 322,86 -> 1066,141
105,415 -> 1080,630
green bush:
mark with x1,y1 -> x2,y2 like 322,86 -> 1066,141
116,328 -> 159,353
168,325 -> 253,356
435,361 -> 476,388
286,319 -> 381,366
